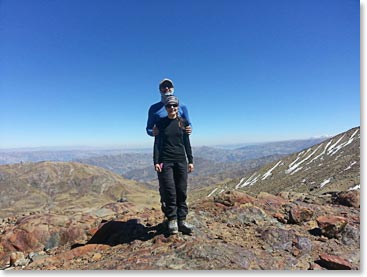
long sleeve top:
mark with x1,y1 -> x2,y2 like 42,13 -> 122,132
153,117 -> 193,165
146,101 -> 191,136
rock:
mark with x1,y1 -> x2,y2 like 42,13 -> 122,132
318,253 -> 353,270
256,192 -> 287,213
213,191 -> 256,207
289,206 -> 313,224
235,204 -> 271,225
309,262 -> 325,270
260,227 -> 293,252
9,251 -> 28,267
273,212 -> 287,223
340,224 -> 360,246
91,253 -> 102,261
334,191 -> 360,208
29,244 -> 110,268
0,188 -> 360,270
316,216 -> 348,238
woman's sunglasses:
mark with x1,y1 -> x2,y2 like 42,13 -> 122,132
165,104 -> 178,108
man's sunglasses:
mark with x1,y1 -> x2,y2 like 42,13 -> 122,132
160,83 -> 173,89
165,104 -> 178,108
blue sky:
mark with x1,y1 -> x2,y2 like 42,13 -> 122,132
0,0 -> 360,149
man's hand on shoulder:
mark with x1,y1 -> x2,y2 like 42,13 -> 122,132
153,125 -> 159,136
185,125 -> 192,135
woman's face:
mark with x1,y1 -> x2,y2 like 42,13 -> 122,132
165,103 -> 178,117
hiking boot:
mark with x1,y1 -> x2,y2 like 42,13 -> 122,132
167,219 -> 178,234
178,220 -> 193,234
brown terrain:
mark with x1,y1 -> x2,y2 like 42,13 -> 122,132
0,190 -> 360,270
0,127 -> 360,270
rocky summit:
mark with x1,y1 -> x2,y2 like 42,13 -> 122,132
0,188 -> 359,270
0,127 -> 360,270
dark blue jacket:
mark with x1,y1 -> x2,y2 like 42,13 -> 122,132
146,101 -> 191,136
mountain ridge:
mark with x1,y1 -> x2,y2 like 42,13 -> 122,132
203,127 -> 360,199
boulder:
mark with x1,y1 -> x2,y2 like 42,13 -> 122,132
289,206 -> 314,224
316,216 -> 348,238
213,191 -> 256,207
318,253 -> 353,270
334,191 -> 360,208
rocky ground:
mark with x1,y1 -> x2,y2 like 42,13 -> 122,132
0,190 -> 360,270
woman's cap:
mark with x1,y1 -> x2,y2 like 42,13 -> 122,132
159,78 -> 174,89
164,95 -> 179,106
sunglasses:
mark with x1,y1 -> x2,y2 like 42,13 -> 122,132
160,83 -> 173,89
165,104 -> 178,108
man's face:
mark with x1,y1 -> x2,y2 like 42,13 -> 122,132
160,82 -> 174,93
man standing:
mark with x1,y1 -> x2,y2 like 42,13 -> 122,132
146,78 -> 192,136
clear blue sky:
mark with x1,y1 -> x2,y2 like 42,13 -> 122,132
0,0 -> 360,149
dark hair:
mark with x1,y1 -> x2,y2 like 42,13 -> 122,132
177,116 -> 188,130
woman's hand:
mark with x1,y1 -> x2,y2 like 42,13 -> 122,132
154,163 -> 162,172
188,163 -> 194,173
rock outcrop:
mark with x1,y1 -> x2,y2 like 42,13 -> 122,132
0,190 -> 359,270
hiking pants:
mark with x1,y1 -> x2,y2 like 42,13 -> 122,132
157,161 -> 188,221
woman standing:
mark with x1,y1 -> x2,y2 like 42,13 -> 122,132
154,95 -> 194,235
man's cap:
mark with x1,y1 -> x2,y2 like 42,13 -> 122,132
164,95 -> 179,106
159,78 -> 174,89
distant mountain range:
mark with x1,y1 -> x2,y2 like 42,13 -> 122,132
74,137 -> 328,190
193,137 -> 328,162
0,137 -> 328,165
0,137 -> 330,194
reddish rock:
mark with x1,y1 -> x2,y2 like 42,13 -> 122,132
0,213 -> 101,266
316,216 -> 348,238
214,191 -> 256,207
273,212 -> 287,223
256,192 -> 287,213
319,253 -> 353,270
289,206 -> 313,224
29,244 -> 110,268
335,191 -> 360,208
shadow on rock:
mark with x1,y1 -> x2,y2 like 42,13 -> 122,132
72,219 -> 168,249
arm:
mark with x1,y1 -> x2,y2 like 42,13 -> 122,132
146,107 -> 155,137
180,105 -> 191,127
180,105 -> 192,135
183,133 -> 194,172
153,135 -> 160,165
153,135 -> 162,172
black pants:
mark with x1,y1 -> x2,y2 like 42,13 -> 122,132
157,161 -> 188,221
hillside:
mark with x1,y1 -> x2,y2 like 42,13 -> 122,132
204,127 -> 360,198
0,161 -> 159,218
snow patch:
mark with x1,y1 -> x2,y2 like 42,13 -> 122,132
344,161 -> 357,171
320,178 -> 331,188
262,160 -> 282,180
207,188 -> 218,197
286,144 -> 322,174
348,184 -> 360,191
239,172 -> 261,188
235,177 -> 245,189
